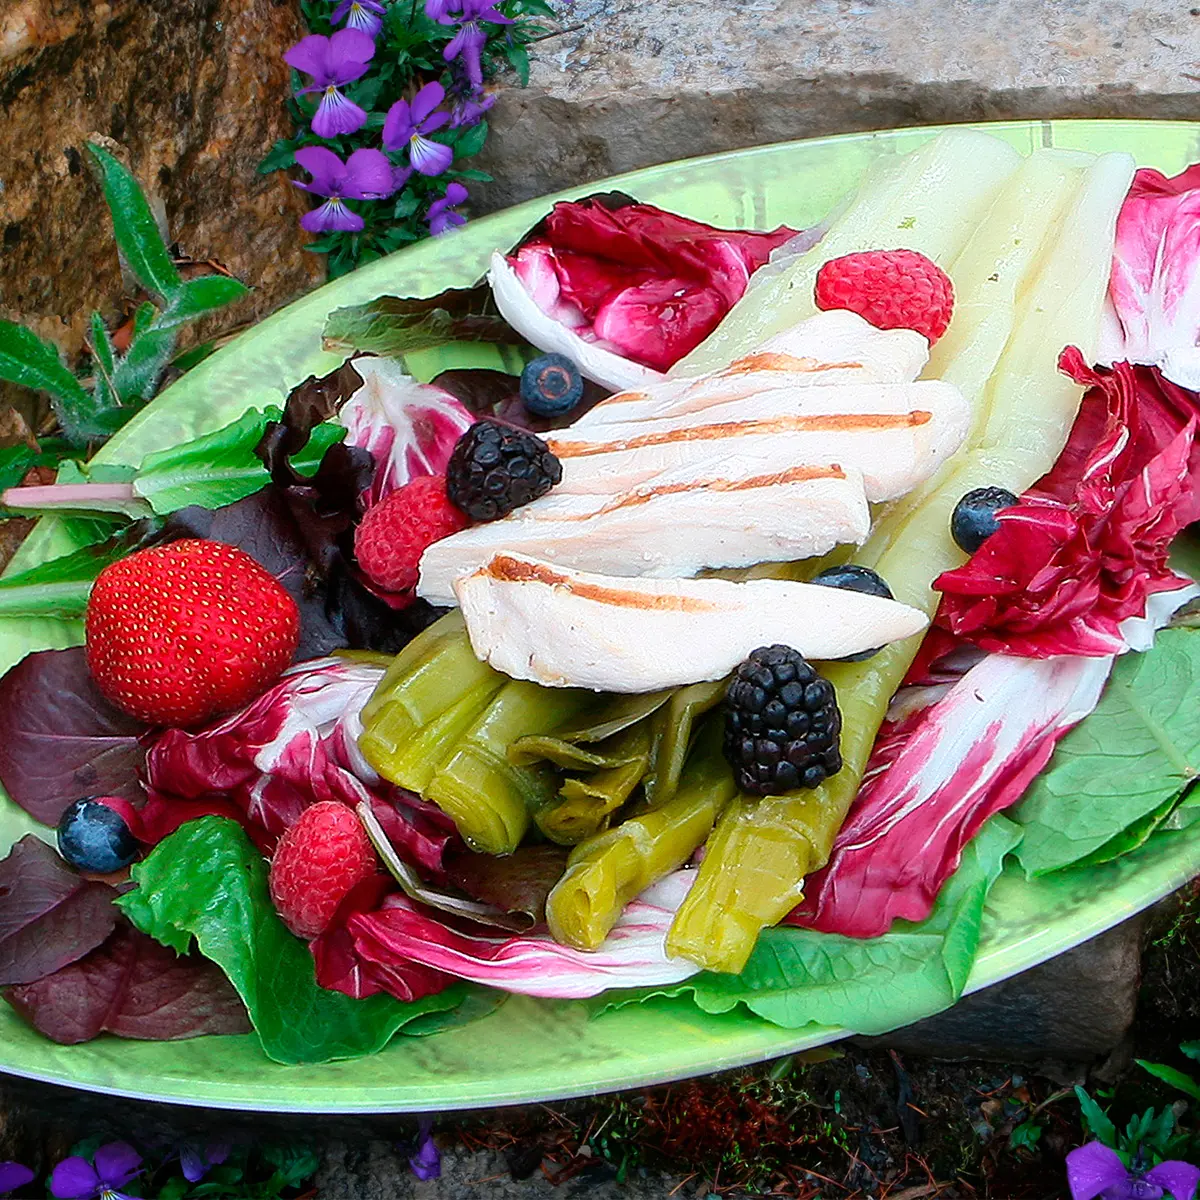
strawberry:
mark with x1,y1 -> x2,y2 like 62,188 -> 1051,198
269,801 -> 377,939
354,473 -> 469,596
814,249 -> 954,344
86,539 -> 300,727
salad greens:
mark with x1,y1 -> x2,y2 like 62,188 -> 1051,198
1015,627 -> 1200,875
117,817 -> 463,1064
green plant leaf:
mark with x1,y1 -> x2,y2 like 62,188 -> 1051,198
1136,1059 -> 1200,1103
322,286 -> 524,359
112,305 -> 177,406
1180,1040 -> 1200,1062
1075,1087 -> 1119,1148
454,120 -> 489,159
117,817 -> 464,1064
86,143 -> 183,302
154,274 -> 251,331
88,311 -> 120,413
1015,628 -> 1200,875
0,445 -> 40,493
1009,1120 -> 1043,1151
0,320 -> 94,438
505,41 -> 531,85
259,139 -> 298,174
0,531 -> 142,619
171,340 -> 218,373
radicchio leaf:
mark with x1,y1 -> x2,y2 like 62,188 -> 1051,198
5,922 -> 251,1044
0,836 -> 118,986
0,647 -> 150,824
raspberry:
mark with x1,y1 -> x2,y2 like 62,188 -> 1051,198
354,474 -> 470,595
814,249 -> 954,344
268,802 -> 377,939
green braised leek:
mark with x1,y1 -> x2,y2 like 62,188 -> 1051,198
545,718 -> 736,950
642,679 -> 726,807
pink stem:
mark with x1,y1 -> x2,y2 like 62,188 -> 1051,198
1,482 -> 138,508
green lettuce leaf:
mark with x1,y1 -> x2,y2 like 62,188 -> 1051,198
116,817 -> 463,1064
593,815 -> 1021,1033
1014,628 -> 1200,876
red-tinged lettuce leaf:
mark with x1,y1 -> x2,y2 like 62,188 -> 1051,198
934,352 -> 1200,657
431,367 -> 612,433
0,836 -> 119,986
445,844 -> 569,924
116,816 -> 462,1064
508,199 -> 797,371
5,922 -> 251,1044
0,647 -> 150,824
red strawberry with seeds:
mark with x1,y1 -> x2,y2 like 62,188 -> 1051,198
86,538 -> 300,727
354,472 -> 469,597
269,801 -> 377,939
814,249 -> 955,344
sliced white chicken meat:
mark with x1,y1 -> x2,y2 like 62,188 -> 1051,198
418,458 -> 870,605
455,554 -> 929,692
576,310 -> 931,428
545,380 -> 969,501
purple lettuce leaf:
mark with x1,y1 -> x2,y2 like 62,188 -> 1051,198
5,921 -> 251,1044
0,835 -> 119,986
445,844 -> 569,924
431,367 -> 612,433
0,648 -> 150,824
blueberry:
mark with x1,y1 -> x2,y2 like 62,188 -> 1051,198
812,564 -> 895,661
57,797 -> 138,874
951,486 -> 1019,554
520,353 -> 585,417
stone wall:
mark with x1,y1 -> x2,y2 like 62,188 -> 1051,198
0,0 -> 324,416
476,0 -> 1200,211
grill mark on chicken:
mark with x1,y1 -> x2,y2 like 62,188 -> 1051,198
717,352 -> 866,376
481,555 -> 722,611
547,411 -> 933,458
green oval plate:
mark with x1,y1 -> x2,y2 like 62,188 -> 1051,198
3,118 -> 1200,1113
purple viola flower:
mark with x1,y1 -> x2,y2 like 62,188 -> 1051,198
424,0 -> 453,19
179,1143 -> 231,1184
439,0 -> 514,88
383,82 -> 453,176
408,1117 -> 441,1181
0,1162 -> 35,1197
1067,1142 -> 1200,1200
450,89 -> 496,128
284,28 -> 376,138
332,0 -> 386,36
50,1142 -> 142,1200
427,183 -> 468,235
294,146 -> 396,232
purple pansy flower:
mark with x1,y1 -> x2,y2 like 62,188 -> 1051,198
0,1162 -> 35,1197
179,1143 -> 231,1184
383,82 -> 454,176
450,90 -> 496,128
427,183 -> 468,235
50,1143 -> 142,1200
284,29 -> 376,138
1067,1142 -> 1200,1200
438,0 -> 513,88
294,146 -> 396,232
408,1117 -> 441,1181
332,0 -> 386,36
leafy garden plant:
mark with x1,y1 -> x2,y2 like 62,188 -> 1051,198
260,0 -> 559,276
0,144 -> 249,491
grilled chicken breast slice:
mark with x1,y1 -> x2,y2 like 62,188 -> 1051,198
418,458 -> 870,605
455,553 -> 929,692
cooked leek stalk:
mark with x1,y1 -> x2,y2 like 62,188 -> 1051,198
508,690 -> 670,769
532,723 -> 653,845
675,129 -> 1023,376
643,679 -> 726,807
546,719 -> 736,950
667,151 -> 1136,974
425,681 -> 593,855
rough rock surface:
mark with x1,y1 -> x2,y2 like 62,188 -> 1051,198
476,0 -> 1200,211
0,0 -> 323,419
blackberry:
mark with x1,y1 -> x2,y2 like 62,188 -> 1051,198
446,419 -> 563,521
57,797 -> 138,874
812,563 -> 893,661
950,486 -> 1018,554
724,645 -> 842,795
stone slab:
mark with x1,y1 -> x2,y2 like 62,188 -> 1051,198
475,0 -> 1200,212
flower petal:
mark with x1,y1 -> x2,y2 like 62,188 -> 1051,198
0,1163 -> 35,1197
302,199 -> 364,233
293,145 -> 346,196
419,111 -> 450,135
408,1118 -> 441,1181
381,99 -> 414,151
49,1157 -> 100,1200
326,27 -> 377,78
444,181 -> 469,206
410,81 -> 446,125
1066,1143 -> 1135,1200
408,135 -> 454,177
392,164 -> 415,193
1145,1161 -> 1200,1200
311,88 -> 368,139
283,34 -> 333,84
343,148 -> 397,199
342,2 -> 384,35
93,1144 -> 141,1190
